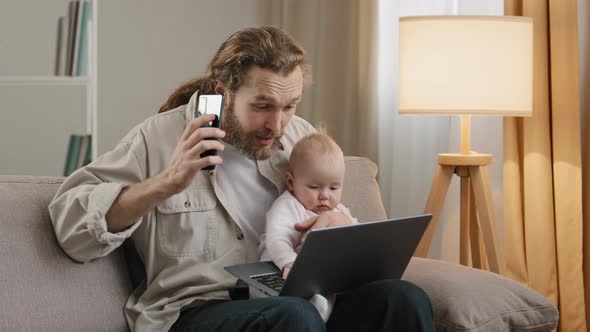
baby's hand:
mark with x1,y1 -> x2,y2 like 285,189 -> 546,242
282,261 -> 294,279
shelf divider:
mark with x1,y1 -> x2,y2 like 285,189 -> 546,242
0,76 -> 90,86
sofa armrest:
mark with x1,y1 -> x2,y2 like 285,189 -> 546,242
0,176 -> 132,332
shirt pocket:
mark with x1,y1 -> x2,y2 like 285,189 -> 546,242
156,185 -> 218,258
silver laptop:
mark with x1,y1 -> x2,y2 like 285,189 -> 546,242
224,214 -> 431,299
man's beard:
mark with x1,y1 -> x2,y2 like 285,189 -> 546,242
221,99 -> 283,160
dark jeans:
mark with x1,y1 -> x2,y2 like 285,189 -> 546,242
170,279 -> 435,332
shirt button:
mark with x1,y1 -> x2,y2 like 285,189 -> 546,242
184,201 -> 191,208
237,233 -> 244,240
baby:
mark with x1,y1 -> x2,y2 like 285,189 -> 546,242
260,131 -> 357,322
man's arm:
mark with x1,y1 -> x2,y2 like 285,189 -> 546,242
105,175 -> 172,233
106,114 -> 225,233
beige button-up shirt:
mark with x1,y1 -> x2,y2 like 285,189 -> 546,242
49,92 -> 315,331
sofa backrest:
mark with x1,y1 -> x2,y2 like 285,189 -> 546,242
0,157 -> 386,331
0,176 -> 133,331
341,157 -> 387,222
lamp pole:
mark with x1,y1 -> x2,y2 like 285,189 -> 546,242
460,114 -> 471,154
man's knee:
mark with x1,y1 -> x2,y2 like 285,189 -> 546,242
273,296 -> 325,320
367,279 -> 432,310
268,297 -> 325,331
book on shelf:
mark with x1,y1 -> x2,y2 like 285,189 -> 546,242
83,135 -> 93,167
57,0 -> 92,77
75,0 -> 91,76
65,0 -> 78,76
64,134 -> 92,176
55,16 -> 69,76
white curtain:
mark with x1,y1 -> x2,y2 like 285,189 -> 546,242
259,0 -> 505,262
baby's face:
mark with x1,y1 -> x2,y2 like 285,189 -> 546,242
288,155 -> 345,214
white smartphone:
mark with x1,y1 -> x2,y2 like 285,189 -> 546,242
196,94 -> 224,170
196,94 -> 224,128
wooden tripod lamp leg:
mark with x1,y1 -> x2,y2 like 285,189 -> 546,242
469,186 -> 486,269
415,164 -> 454,257
470,165 -> 504,274
459,176 -> 471,266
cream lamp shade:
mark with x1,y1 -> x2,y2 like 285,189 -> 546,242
399,16 -> 533,116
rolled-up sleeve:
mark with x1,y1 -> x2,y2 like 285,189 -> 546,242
49,127 -> 147,263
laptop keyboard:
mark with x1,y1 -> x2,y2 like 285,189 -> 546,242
252,272 -> 285,293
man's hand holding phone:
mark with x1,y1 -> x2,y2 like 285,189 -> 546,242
106,111 -> 225,233
157,93 -> 225,195
158,114 -> 225,195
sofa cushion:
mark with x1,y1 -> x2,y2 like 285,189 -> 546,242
0,176 -> 133,332
404,257 -> 559,331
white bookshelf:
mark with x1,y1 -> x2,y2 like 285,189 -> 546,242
0,76 -> 90,86
0,0 -> 98,175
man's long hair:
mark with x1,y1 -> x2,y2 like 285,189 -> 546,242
158,26 -> 307,113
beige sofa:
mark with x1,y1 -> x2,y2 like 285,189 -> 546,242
0,157 -> 558,331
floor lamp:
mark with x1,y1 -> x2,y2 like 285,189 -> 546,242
398,16 -> 533,274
